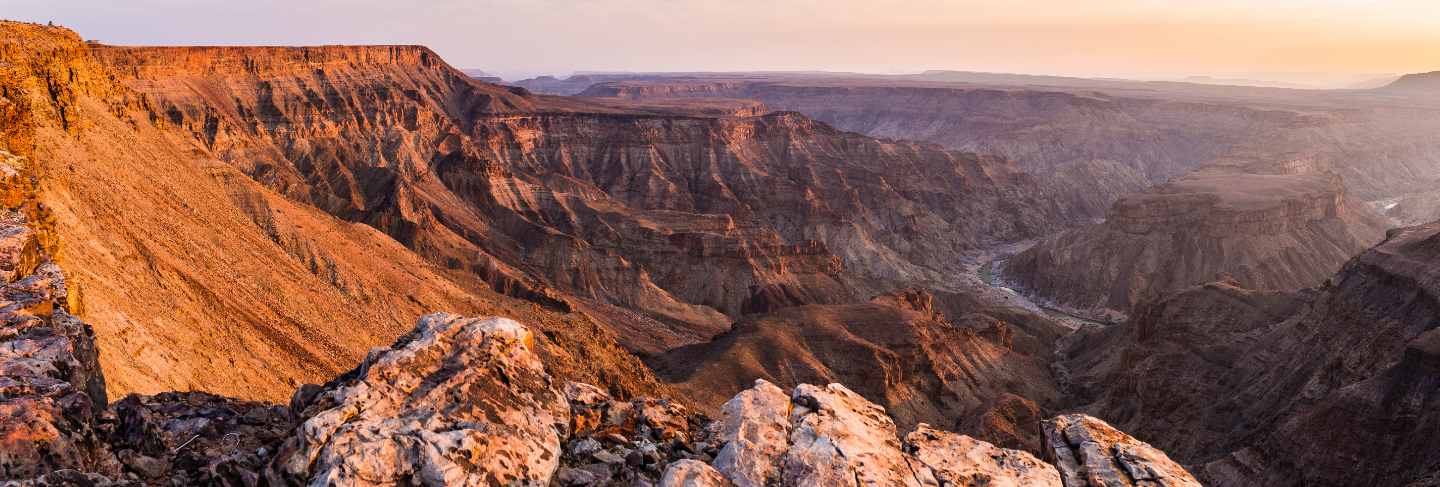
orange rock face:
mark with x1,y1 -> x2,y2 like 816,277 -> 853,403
1,20 -> 667,403
89,41 -> 1074,360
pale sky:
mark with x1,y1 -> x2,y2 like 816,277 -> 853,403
4,0 -> 1437,83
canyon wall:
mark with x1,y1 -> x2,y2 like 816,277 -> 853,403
1063,220 -> 1440,486
1,21 -> 667,402
1005,170 -> 1387,318
92,42 -> 1076,357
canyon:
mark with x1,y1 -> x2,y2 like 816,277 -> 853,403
1005,169 -> 1388,318
4,18 -> 1440,486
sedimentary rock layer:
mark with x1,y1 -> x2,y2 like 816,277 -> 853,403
650,288 -> 1068,454
1006,170 -> 1387,317
90,40 -> 1074,357
1064,221 -> 1440,486
1,20 -> 667,402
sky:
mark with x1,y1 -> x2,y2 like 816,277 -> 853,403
4,0 -> 1437,85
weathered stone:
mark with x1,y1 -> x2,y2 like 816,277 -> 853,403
566,381 -> 612,435
270,314 -> 568,486
905,424 -> 1061,487
781,383 -> 921,487
555,466 -> 600,486
661,459 -> 735,487
0,207 -> 112,480
1042,414 -> 1200,487
712,379 -> 791,487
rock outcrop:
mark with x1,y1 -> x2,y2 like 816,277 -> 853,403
649,288 -> 1068,453
0,148 -> 114,479
272,315 -> 568,485
1006,169 -> 1387,318
1042,414 -> 1201,487
4,302 -> 1188,487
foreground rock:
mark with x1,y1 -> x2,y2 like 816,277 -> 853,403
1043,414 -> 1201,487
0,150 -> 116,479
4,301 -> 1190,486
271,314 -> 567,485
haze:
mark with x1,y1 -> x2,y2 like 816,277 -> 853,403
5,0 -> 1437,85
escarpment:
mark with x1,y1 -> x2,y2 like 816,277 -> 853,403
1005,169 -> 1387,318
2,20 -> 669,402
1061,221 -> 1440,486
91,42 -> 1074,355
574,78 -> 1330,218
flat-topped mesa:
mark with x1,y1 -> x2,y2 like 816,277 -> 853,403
579,80 -> 752,99
1005,169 -> 1387,316
1107,171 -> 1349,237
90,45 -> 446,78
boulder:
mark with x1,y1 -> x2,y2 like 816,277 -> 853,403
661,459 -> 735,487
711,379 -> 791,487
270,314 -> 569,486
905,424 -> 1061,487
1042,414 -> 1201,487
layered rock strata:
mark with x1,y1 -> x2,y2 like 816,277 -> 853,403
1063,221 -> 1440,486
1006,170 -> 1387,318
2,20 -> 669,401
90,41 -> 1074,358
650,288 -> 1068,453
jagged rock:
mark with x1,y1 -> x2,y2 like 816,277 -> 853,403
0,187 -> 112,480
661,459 -> 735,487
650,288 -> 1067,452
1042,414 -> 1201,487
781,383 -> 920,486
2,470 -> 139,486
905,424 -> 1061,487
711,379 -> 791,487
270,314 -> 568,486
107,392 -> 290,485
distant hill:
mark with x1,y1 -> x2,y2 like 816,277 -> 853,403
460,68 -> 502,83
1379,71 -> 1440,93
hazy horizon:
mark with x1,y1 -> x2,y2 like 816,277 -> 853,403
4,0 -> 1435,86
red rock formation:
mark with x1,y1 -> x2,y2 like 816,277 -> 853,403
1,20 -> 668,404
90,42 -> 1073,357
649,288 -> 1068,453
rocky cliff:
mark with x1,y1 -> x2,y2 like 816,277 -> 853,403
1062,221 -> 1440,486
574,78 -> 1334,218
2,303 -> 1200,486
650,288 -> 1068,454
576,76 -> 1440,225
1005,169 -> 1388,318
1,20 -> 668,403
90,41 -> 1075,357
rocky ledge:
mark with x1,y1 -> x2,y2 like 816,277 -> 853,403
3,304 -> 1197,485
